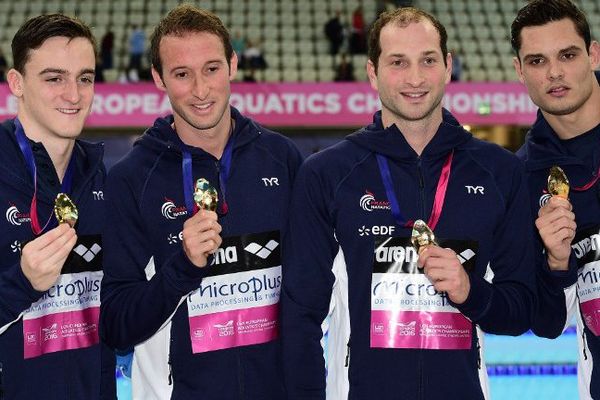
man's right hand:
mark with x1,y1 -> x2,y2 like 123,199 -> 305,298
182,209 -> 222,268
20,223 -> 77,291
536,196 -> 576,271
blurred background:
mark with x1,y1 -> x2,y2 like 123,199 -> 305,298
0,0 -> 590,398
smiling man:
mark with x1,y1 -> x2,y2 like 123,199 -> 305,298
512,1 -> 600,398
0,14 -> 115,400
281,7 -> 535,399
99,4 -> 302,399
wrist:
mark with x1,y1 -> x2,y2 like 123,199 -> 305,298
547,254 -> 569,271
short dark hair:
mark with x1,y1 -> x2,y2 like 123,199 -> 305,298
150,4 -> 233,78
12,14 -> 96,74
511,0 -> 591,57
368,7 -> 448,72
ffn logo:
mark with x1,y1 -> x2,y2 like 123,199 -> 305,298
465,185 -> 484,194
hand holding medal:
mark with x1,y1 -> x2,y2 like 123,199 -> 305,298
412,219 -> 470,304
537,166 -> 576,271
182,178 -> 223,268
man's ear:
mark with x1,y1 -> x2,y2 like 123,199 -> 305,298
151,67 -> 166,91
7,68 -> 24,97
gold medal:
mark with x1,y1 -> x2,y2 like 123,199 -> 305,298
54,193 -> 78,227
411,219 -> 437,254
547,166 -> 570,199
193,178 -> 218,211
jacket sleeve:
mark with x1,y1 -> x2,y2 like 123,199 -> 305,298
281,161 -> 339,400
0,261 -> 43,333
530,231 -> 578,338
455,161 -> 536,335
100,167 -> 214,350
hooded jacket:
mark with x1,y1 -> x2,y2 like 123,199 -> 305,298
0,119 -> 115,399
100,107 -> 303,399
517,106 -> 600,400
281,110 -> 535,400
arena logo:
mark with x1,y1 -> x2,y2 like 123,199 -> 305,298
359,191 -> 390,212
5,204 -> 31,226
161,198 -> 188,220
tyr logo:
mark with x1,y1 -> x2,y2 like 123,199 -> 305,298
93,191 -> 104,200
262,177 -> 279,187
465,185 -> 485,194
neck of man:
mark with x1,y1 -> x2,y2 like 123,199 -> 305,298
544,81 -> 600,140
174,110 -> 233,159
383,109 -> 443,156
18,115 -> 75,183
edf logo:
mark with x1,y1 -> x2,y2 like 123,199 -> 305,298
465,185 -> 484,194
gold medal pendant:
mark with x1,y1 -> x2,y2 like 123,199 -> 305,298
54,193 -> 78,227
547,166 -> 570,199
193,178 -> 219,211
411,219 -> 437,254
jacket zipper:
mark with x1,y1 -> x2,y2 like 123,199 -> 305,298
416,157 -> 425,400
417,158 -> 425,219
238,351 -> 244,399
418,352 -> 424,400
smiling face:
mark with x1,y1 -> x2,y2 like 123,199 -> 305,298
152,31 -> 237,143
514,18 -> 600,117
7,36 -> 96,142
367,19 -> 451,128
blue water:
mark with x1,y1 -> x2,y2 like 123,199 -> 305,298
115,329 -> 579,399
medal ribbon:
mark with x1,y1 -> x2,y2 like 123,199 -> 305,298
14,118 -> 76,235
571,166 -> 600,192
181,134 -> 235,216
376,151 -> 453,231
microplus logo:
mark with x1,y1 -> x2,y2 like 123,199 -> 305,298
245,240 -> 279,259
198,273 -> 282,301
40,277 -> 101,301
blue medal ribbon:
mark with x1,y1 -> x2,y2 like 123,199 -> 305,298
376,151 -> 453,230
14,118 -> 76,235
181,133 -> 235,216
